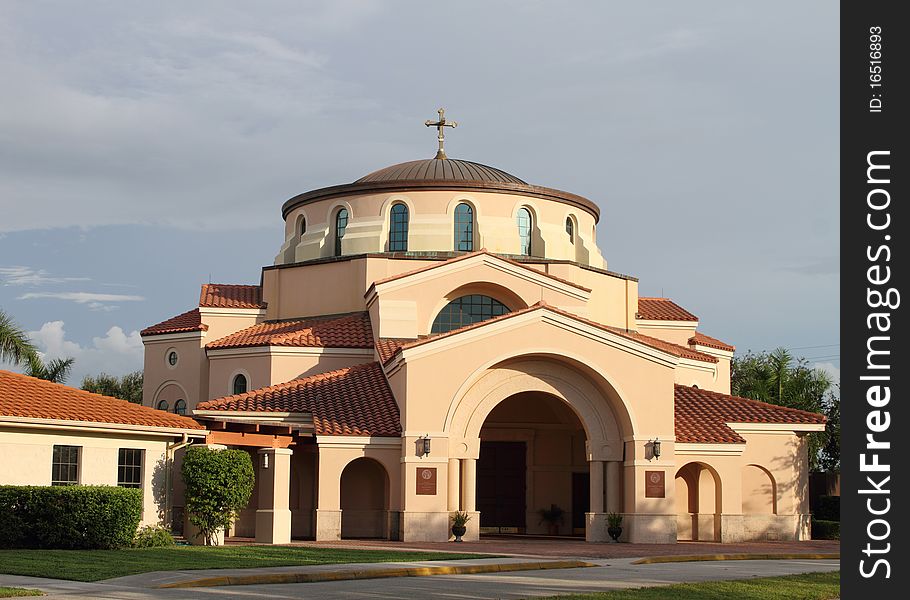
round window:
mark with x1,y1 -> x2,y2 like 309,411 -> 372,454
167,351 -> 178,366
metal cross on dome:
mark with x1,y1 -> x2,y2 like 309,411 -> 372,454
425,108 -> 457,159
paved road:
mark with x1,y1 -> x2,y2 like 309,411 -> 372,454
0,558 -> 839,599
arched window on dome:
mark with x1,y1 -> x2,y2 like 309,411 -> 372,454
300,216 -> 307,238
334,208 -> 349,257
173,399 -> 187,415
431,294 -> 509,334
454,203 -> 474,252
388,204 -> 409,252
517,207 -> 532,256
232,374 -> 248,395
566,217 -> 575,244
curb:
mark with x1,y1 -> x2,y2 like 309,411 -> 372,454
156,560 -> 596,589
632,553 -> 840,565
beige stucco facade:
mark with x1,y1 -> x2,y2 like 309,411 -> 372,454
139,154 -> 825,544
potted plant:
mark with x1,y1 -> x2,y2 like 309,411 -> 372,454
451,511 -> 471,542
538,504 -> 565,536
606,512 -> 623,542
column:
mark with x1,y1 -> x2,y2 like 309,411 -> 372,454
255,447 -> 293,544
589,460 -> 605,514
462,458 -> 477,512
606,460 -> 622,513
447,458 -> 461,511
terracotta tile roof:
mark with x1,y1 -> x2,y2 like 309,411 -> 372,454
0,370 -> 205,431
207,312 -> 373,350
196,363 -> 400,437
141,308 -> 208,337
367,249 -> 591,295
637,297 -> 699,322
380,303 -> 716,365
674,384 -> 826,444
199,284 -> 265,309
376,338 -> 409,363
689,332 -> 736,352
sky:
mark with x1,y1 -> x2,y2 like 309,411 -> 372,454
0,1 -> 839,386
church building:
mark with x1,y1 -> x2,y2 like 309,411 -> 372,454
141,111 -> 826,544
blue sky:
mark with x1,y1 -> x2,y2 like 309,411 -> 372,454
0,1 -> 839,385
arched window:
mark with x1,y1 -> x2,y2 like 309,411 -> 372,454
565,217 -> 574,243
431,294 -> 509,334
300,216 -> 307,238
232,374 -> 248,395
334,208 -> 349,257
156,400 -> 169,411
454,203 -> 474,252
517,208 -> 532,255
174,399 -> 187,415
388,204 -> 409,252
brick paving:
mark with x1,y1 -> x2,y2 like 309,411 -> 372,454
228,535 -> 839,560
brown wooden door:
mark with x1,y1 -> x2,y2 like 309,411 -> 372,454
477,441 -> 526,530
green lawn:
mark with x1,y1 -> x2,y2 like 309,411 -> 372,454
540,570 -> 840,599
0,588 -> 43,598
0,546 -> 490,582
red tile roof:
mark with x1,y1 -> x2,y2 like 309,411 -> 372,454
376,338 -> 409,363
674,384 -> 825,444
196,363 -> 400,437
637,297 -> 698,321
689,332 -> 736,352
0,370 -> 205,430
141,308 -> 208,337
367,249 -> 591,295
379,303 -> 716,365
206,312 -> 373,350
199,284 -> 265,309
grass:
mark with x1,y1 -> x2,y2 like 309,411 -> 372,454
0,546 -> 490,582
539,571 -> 840,599
0,588 -> 43,598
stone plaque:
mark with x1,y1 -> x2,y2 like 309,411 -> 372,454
645,470 -> 665,498
416,467 -> 437,495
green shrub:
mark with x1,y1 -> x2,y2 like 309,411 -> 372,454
0,485 -> 141,549
811,518 -> 840,540
182,446 -> 254,546
133,525 -> 176,548
814,495 -> 840,521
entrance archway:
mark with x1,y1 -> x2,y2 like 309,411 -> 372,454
478,392 -> 588,536
340,457 -> 389,539
675,462 -> 722,541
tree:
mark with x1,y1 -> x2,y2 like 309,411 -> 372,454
732,348 -> 837,472
24,354 -> 75,384
0,309 -> 38,366
82,371 -> 143,404
181,446 -> 255,546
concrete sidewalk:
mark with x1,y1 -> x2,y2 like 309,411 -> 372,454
0,556 -> 839,599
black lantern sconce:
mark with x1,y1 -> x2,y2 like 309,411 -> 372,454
419,434 -> 431,457
649,438 -> 661,460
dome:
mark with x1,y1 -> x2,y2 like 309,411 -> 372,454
356,158 -> 527,185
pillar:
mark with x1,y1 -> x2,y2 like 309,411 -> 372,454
255,447 -> 293,544
447,458 -> 461,511
589,460 -> 605,513
606,460 -> 622,513
462,458 -> 476,512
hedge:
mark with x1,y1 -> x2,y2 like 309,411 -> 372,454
0,485 -> 142,549
811,518 -> 840,540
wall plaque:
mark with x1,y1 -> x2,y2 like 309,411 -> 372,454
645,470 -> 665,498
416,467 -> 437,495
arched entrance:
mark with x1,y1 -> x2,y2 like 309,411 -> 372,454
340,457 -> 389,539
477,392 -> 587,536
675,462 -> 722,541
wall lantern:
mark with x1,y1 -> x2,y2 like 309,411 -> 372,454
419,434 -> 431,457
261,453 -> 270,469
650,438 -> 662,460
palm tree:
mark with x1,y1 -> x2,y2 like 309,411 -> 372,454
0,309 -> 38,366
25,354 -> 75,384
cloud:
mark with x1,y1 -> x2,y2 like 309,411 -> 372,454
813,361 -> 840,385
27,321 -> 144,384
0,265 -> 90,286
17,292 -> 145,306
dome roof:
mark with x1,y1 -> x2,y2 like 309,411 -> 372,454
356,158 -> 527,185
